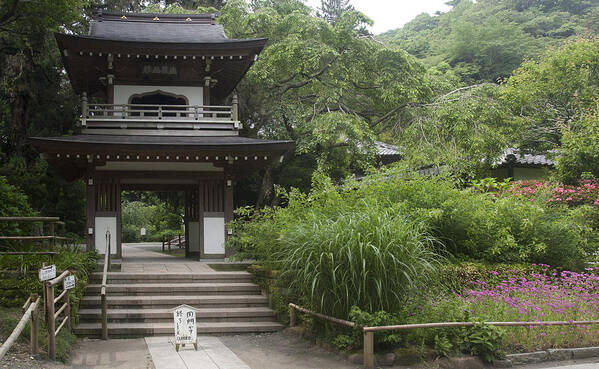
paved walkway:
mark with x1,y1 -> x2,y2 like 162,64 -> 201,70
51,331 -> 359,369
58,338 -> 155,369
121,243 -> 213,273
146,336 -> 249,369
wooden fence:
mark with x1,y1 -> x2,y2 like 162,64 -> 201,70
162,234 -> 185,252
0,217 -> 74,260
289,303 -> 599,369
0,294 -> 41,361
44,270 -> 72,360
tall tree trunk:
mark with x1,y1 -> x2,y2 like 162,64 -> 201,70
255,166 -> 273,209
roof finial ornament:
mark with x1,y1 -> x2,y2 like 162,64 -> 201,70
153,16 -> 160,21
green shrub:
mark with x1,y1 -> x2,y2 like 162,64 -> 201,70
464,323 -> 505,363
55,330 -> 77,363
279,203 -> 440,318
228,167 -> 597,328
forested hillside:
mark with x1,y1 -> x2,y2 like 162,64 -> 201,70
378,0 -> 599,83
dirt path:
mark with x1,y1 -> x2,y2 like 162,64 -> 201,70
220,331 -> 361,369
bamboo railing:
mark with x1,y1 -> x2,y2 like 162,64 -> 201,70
44,271 -> 72,360
0,294 -> 41,360
288,303 -> 599,369
100,230 -> 111,340
0,216 -> 74,258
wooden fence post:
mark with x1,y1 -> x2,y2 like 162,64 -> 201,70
49,223 -> 55,252
289,305 -> 296,327
101,293 -> 107,340
30,294 -> 38,355
46,283 -> 56,360
65,292 -> 71,333
42,263 -> 47,325
363,331 -> 375,369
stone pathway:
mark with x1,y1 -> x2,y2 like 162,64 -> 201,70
59,338 -> 155,369
121,243 -> 213,273
145,336 -> 249,369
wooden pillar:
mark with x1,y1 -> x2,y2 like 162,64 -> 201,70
29,293 -> 39,355
116,179 -> 122,258
81,92 -> 88,127
106,74 -> 114,105
86,168 -> 96,252
224,173 -> 234,258
363,331 -> 375,369
289,305 -> 296,327
46,283 -> 55,360
232,92 -> 239,121
203,76 -> 211,107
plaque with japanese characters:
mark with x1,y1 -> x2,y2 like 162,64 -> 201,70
172,304 -> 198,351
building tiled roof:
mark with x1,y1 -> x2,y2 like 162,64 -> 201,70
495,148 -> 555,167
89,22 -> 230,44
87,12 -> 265,44
375,141 -> 401,157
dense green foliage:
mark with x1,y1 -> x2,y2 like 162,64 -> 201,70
229,169 -> 597,318
121,192 -> 184,243
379,0 -> 598,83
217,0 -> 432,202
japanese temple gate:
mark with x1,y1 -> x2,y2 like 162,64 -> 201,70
30,11 -> 292,259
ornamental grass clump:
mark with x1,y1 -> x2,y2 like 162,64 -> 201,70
278,203 -> 441,318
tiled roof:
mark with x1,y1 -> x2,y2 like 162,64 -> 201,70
87,12 -> 265,44
495,148 -> 555,167
375,141 -> 401,157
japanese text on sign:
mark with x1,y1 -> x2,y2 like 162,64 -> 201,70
173,305 -> 197,345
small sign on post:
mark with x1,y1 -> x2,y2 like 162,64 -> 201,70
172,304 -> 198,352
39,265 -> 56,282
63,275 -> 75,290
140,227 -> 146,236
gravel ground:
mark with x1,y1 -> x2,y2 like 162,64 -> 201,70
220,330 -> 362,369
0,341 -> 59,369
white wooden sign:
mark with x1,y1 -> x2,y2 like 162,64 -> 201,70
63,275 -> 75,290
140,227 -> 146,236
39,265 -> 56,282
172,304 -> 198,351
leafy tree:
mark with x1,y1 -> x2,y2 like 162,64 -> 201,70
218,0 -> 431,205
0,0 -> 88,232
501,37 -> 599,153
318,0 -> 353,24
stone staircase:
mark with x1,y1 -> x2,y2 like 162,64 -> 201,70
74,271 -> 283,337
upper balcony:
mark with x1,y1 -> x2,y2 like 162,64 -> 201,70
81,98 -> 241,136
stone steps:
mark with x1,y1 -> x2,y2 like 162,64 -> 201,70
75,269 -> 282,337
78,307 -> 275,323
80,294 -> 269,309
89,272 -> 253,284
85,282 -> 261,295
73,321 -> 283,338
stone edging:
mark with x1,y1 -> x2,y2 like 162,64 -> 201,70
495,347 -> 599,367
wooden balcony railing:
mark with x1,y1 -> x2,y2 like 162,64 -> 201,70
81,102 -> 241,131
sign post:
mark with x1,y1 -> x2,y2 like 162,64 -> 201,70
38,265 -> 56,282
63,275 -> 75,290
172,304 -> 198,351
